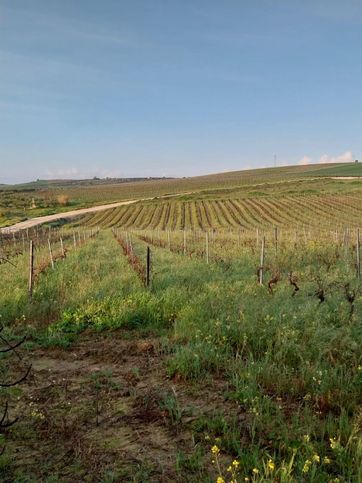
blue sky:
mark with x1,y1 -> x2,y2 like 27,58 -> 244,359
1,0 -> 362,183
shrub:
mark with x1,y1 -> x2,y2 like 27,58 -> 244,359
57,194 -> 70,206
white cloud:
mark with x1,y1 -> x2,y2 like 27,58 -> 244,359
298,151 -> 354,166
298,155 -> 312,165
318,151 -> 354,164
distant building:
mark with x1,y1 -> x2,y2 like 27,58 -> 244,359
355,159 -> 359,163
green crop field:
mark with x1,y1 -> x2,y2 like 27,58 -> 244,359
1,164 -> 362,482
76,192 -> 362,231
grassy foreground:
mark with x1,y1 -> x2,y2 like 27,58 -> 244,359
0,228 -> 361,481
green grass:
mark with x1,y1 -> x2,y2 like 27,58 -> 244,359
1,223 -> 362,480
307,162 -> 362,177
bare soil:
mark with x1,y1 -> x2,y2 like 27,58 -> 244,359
2,331 -> 238,482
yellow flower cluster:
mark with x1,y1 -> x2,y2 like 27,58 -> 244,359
329,437 -> 340,450
211,445 -> 220,455
302,453 -> 321,473
31,409 -> 45,420
302,459 -> 312,473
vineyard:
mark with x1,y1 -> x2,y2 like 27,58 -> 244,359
0,216 -> 361,481
2,161 -> 362,228
76,192 -> 362,231
1,164 -> 362,482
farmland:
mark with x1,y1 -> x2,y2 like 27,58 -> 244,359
0,164 -> 362,482
2,162 -> 362,229
77,192 -> 362,231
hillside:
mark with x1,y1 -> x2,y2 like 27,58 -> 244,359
1,162 -> 360,228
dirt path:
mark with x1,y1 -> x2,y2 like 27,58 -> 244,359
0,192 -> 195,234
0,199 -> 140,234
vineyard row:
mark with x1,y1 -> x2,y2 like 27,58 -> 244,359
76,195 -> 362,230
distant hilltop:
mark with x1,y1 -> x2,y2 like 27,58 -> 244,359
2,177 -> 176,190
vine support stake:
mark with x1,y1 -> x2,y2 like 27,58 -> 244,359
357,228 -> 360,279
60,237 -> 65,258
48,239 -> 54,269
28,240 -> 34,299
259,236 -> 265,285
146,246 -> 151,287
205,231 -> 209,264
274,226 -> 278,252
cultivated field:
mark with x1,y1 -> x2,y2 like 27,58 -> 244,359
2,162 -> 361,228
0,164 -> 362,482
76,193 -> 362,231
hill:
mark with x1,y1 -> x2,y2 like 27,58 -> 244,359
1,162 -> 361,228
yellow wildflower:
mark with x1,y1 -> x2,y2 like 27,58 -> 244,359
252,468 -> 259,474
329,437 -> 339,450
232,460 -> 240,468
267,459 -> 275,471
212,445 -> 220,455
323,456 -> 331,464
216,477 -> 225,483
302,460 -> 311,473
312,453 -> 320,463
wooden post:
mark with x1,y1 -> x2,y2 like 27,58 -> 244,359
48,239 -> 54,269
344,227 -> 349,257
274,227 -> 278,252
205,231 -> 209,264
259,236 -> 265,285
146,246 -> 151,287
357,229 -> 360,278
28,240 -> 34,299
73,231 -> 77,248
60,237 -> 65,257
183,230 -> 186,255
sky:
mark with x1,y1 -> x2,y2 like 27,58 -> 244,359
1,0 -> 362,183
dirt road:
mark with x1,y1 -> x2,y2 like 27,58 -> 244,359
0,191 -> 194,233
0,199 -> 140,233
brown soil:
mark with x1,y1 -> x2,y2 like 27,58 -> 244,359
2,332 -> 239,482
